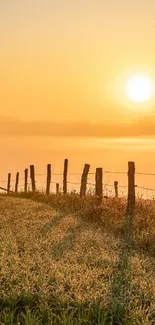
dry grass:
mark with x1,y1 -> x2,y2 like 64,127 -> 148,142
0,197 -> 119,302
0,194 -> 155,324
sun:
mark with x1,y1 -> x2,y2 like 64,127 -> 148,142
125,75 -> 154,103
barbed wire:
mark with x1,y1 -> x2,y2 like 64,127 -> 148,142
104,170 -> 155,176
135,172 -> 155,176
104,183 -> 114,187
136,185 -> 155,192
50,173 -> 62,176
35,172 -> 96,177
2,171 -> 155,182
51,181 -> 58,184
36,180 -> 61,185
35,173 -> 45,176
2,170 -> 155,178
2,167 -> 155,198
67,181 -> 81,185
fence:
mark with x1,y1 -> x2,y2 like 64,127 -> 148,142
1,159 -> 155,215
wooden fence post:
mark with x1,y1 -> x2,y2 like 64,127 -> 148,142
7,173 -> 11,194
95,168 -> 103,204
15,172 -> 19,193
24,169 -> 28,193
30,165 -> 36,192
56,183 -> 59,195
63,159 -> 68,194
126,161 -> 135,215
114,181 -> 118,197
80,164 -> 90,197
46,164 -> 51,195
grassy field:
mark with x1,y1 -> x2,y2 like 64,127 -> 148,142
0,193 -> 155,324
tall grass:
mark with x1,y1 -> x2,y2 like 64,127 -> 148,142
0,193 -> 155,324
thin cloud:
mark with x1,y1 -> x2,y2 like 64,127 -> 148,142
0,115 -> 155,137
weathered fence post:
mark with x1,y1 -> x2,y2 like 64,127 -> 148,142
15,172 -> 19,193
126,161 -> 135,215
56,183 -> 59,195
7,173 -> 11,194
24,169 -> 28,193
114,181 -> 118,197
63,159 -> 68,194
95,168 -> 103,204
30,165 -> 36,192
46,164 -> 51,195
80,164 -> 90,197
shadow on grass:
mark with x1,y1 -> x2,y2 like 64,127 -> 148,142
0,292 -> 109,325
51,222 -> 86,260
39,213 -> 64,237
13,193 -> 155,260
1,287 -> 154,324
107,214 -> 133,325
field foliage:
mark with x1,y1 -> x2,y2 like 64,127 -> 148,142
0,193 -> 155,324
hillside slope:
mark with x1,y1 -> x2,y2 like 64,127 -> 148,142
0,196 -> 155,323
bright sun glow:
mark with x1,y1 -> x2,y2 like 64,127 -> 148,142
125,75 -> 154,103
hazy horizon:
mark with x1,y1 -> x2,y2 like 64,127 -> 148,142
1,1 -> 155,198
0,134 -> 155,199
1,115 -> 155,138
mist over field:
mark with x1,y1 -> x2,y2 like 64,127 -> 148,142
1,134 -> 155,198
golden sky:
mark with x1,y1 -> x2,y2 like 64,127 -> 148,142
1,0 -> 155,126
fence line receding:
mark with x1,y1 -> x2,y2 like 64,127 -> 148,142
1,159 -> 155,215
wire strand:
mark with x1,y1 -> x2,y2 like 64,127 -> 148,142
67,181 -> 81,185
136,172 -> 155,176
136,186 -> 155,192
35,173 -> 46,176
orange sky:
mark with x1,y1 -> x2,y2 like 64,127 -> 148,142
1,115 -> 155,137
1,0 -> 155,197
1,0 -> 155,125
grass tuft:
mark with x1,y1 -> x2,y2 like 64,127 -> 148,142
0,193 -> 155,324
